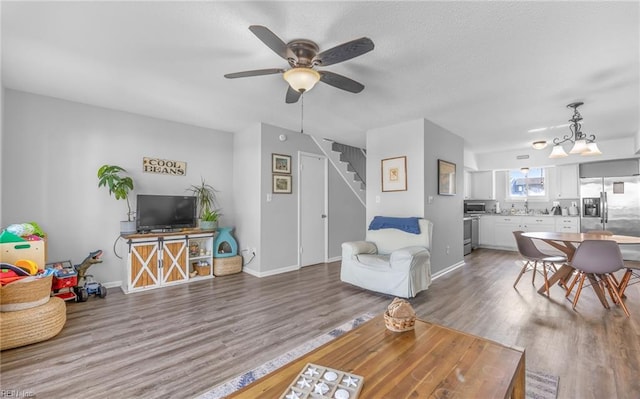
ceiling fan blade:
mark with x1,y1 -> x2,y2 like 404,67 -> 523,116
285,86 -> 302,104
313,37 -> 374,67
249,25 -> 294,61
224,68 -> 285,79
319,71 -> 365,93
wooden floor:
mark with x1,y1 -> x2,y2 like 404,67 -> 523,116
2,248 -> 639,398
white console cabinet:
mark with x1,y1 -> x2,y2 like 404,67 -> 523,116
122,230 -> 215,294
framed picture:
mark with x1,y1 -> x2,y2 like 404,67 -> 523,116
381,156 -> 407,192
438,159 -> 457,196
273,174 -> 292,194
272,153 -> 291,174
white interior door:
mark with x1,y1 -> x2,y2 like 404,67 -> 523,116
299,152 -> 327,267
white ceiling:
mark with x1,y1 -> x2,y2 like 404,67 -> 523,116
2,1 -> 638,154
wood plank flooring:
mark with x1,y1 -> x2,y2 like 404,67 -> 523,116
1,248 -> 639,398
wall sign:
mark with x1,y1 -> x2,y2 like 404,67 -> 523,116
143,157 -> 187,176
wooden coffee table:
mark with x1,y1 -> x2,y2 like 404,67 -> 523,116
227,314 -> 525,398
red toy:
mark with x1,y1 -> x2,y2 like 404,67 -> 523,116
46,260 -> 78,301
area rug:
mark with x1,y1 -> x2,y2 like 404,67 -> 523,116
197,313 -> 559,399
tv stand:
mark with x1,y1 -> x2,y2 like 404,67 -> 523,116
121,229 -> 217,294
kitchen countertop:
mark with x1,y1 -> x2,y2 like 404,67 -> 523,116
477,213 -> 580,218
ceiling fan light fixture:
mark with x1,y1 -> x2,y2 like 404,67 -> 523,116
549,144 -> 568,159
283,68 -> 321,93
532,140 -> 548,150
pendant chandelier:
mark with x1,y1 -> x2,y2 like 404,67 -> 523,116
548,102 -> 601,158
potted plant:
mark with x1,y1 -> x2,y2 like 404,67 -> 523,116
97,164 -> 136,234
187,178 -> 220,230
200,208 -> 220,231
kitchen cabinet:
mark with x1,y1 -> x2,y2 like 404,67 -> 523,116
464,170 -> 472,199
469,171 -> 495,200
493,216 -> 520,250
555,164 -> 579,199
478,216 -> 494,246
520,216 -> 556,233
555,217 -> 579,233
480,215 -> 570,251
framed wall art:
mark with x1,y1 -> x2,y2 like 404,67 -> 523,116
381,156 -> 407,192
273,174 -> 292,194
438,159 -> 457,196
272,153 -> 291,174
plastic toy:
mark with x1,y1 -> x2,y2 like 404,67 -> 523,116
73,250 -> 105,302
46,260 -> 78,301
45,250 -> 105,302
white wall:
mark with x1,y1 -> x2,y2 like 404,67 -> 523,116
366,119 -> 425,222
366,118 -> 464,276
2,89 -> 234,285
232,123 -> 262,272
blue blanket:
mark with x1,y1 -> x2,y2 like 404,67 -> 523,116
368,216 -> 421,234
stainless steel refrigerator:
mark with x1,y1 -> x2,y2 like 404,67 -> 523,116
580,175 -> 640,260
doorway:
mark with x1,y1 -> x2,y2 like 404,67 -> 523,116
298,152 -> 328,267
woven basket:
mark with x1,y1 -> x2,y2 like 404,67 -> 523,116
1,296 -> 66,350
384,310 -> 416,332
213,256 -> 242,276
0,275 -> 53,312
194,264 -> 211,277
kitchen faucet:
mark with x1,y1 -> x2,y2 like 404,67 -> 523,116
524,199 -> 529,214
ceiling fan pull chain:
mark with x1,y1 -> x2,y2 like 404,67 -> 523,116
300,94 -> 304,134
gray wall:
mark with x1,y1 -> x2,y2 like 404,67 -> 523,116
366,118 -> 464,276
1,89 -> 234,285
422,119 -> 464,273
256,124 -> 364,274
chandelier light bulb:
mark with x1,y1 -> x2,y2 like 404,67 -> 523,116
581,142 -> 602,156
549,144 -> 568,159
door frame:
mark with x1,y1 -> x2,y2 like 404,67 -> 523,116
297,151 -> 328,268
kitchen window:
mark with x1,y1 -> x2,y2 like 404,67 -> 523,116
507,167 -> 547,200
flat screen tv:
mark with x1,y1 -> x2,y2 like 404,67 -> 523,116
136,194 -> 197,232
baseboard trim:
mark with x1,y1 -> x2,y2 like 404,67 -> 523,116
243,264 -> 300,278
104,281 -> 122,289
432,261 -> 465,280
327,256 -> 341,263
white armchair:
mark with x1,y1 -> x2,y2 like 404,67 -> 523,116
340,218 -> 433,298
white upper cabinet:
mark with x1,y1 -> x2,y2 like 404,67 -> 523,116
469,171 -> 495,200
555,164 -> 579,199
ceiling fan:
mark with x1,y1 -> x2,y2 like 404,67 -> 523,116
224,25 -> 374,103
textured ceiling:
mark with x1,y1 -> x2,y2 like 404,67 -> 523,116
2,1 -> 638,154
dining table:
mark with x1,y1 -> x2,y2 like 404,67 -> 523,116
522,231 -> 640,303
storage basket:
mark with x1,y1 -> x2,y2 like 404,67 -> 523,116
384,310 -> 416,332
0,275 -> 52,312
1,296 -> 66,350
213,255 -> 242,276
194,263 -> 211,277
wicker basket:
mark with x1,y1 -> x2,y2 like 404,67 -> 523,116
384,310 -> 416,332
1,296 -> 66,350
194,263 -> 211,277
0,275 -> 53,312
213,256 -> 242,276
